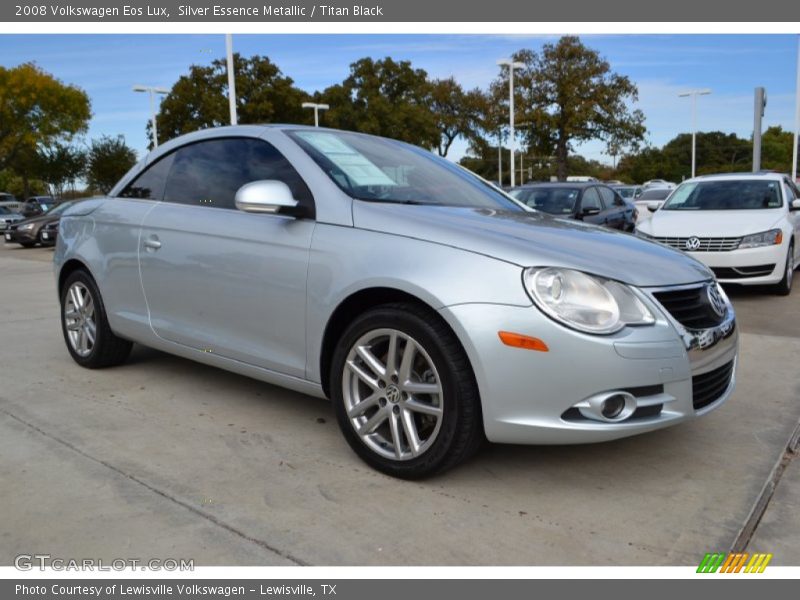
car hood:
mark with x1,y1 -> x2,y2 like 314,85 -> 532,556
352,203 -> 713,287
638,209 -> 783,237
15,214 -> 54,227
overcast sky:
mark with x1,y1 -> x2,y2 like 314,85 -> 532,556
1,33 -> 798,163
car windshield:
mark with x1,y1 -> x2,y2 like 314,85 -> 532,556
512,187 -> 579,214
662,180 -> 783,210
615,187 -> 636,198
639,188 -> 671,200
44,202 -> 73,216
288,130 -> 521,210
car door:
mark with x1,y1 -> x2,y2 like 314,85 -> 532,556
598,186 -> 628,230
138,136 -> 316,378
577,186 -> 607,226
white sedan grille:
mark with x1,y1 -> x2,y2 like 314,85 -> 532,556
652,236 -> 742,252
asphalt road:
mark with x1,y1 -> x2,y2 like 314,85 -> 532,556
1,243 -> 798,566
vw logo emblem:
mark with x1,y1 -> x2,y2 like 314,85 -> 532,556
706,284 -> 726,318
685,236 -> 701,251
385,385 -> 401,404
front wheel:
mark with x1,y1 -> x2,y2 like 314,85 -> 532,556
330,303 -> 483,479
60,270 -> 133,368
773,242 -> 794,296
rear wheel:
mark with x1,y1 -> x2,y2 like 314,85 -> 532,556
60,270 -> 132,368
774,242 -> 794,296
330,303 -> 483,479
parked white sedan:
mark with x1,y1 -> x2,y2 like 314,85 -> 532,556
637,173 -> 800,294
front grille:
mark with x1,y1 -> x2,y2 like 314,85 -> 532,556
711,264 -> 776,279
652,285 -> 726,330
653,236 -> 741,252
692,361 -> 734,410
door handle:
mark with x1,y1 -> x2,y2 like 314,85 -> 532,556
143,235 -> 161,251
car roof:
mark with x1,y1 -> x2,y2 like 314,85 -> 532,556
689,171 -> 787,182
521,182 -> 597,188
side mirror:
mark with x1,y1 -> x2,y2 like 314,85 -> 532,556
647,202 -> 660,213
235,180 -> 302,217
791,199 -> 800,211
581,206 -> 601,216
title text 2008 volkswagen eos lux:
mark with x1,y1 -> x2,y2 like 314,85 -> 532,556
54,126 -> 738,478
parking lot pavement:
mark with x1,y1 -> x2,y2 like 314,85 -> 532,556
1,244 -> 799,566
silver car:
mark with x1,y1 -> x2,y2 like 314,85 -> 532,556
54,125 -> 739,478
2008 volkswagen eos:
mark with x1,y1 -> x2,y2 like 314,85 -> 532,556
55,125 -> 738,478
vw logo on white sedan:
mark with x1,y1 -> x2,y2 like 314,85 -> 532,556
685,236 -> 701,251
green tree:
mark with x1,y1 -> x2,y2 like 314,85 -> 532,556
0,63 -> 91,196
322,57 -> 438,148
153,54 -> 310,145
428,78 -> 485,157
495,37 -> 646,181
86,136 -> 137,194
760,126 -> 794,173
38,143 -> 87,198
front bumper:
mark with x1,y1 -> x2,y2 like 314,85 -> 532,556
439,288 -> 738,445
4,229 -> 36,244
39,229 -> 57,245
685,245 -> 786,285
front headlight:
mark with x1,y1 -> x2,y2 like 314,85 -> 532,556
739,229 -> 782,249
19,223 -> 35,231
523,267 -> 655,335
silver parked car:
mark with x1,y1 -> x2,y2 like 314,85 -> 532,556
54,126 -> 739,478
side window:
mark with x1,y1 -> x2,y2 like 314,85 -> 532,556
118,153 -> 175,200
581,187 -> 603,211
599,186 -> 623,207
784,180 -> 798,203
163,138 -> 314,213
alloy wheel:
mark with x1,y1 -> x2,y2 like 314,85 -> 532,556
64,282 -> 96,357
342,328 -> 444,461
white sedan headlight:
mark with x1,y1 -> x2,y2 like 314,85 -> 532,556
523,267 -> 655,334
738,229 -> 782,249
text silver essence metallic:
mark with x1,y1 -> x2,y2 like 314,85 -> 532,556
54,125 -> 739,478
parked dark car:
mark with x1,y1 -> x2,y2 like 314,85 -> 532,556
0,205 -> 24,231
4,201 -> 74,247
509,183 -> 637,231
19,196 -> 57,218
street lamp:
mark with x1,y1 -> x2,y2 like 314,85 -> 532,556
792,36 -> 799,182
225,34 -> 238,126
132,85 -> 169,148
497,58 -> 525,187
678,88 -> 711,178
301,102 -> 330,127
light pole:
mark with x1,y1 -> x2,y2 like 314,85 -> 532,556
301,102 -> 330,127
678,88 -> 711,178
792,36 -> 799,182
497,58 -> 525,187
132,85 -> 169,148
497,128 -> 503,186
225,34 -> 238,126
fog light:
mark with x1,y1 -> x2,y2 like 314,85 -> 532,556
575,390 -> 637,422
601,395 -> 627,419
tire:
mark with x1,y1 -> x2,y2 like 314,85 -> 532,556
330,302 -> 483,479
60,269 -> 132,368
773,242 -> 794,296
